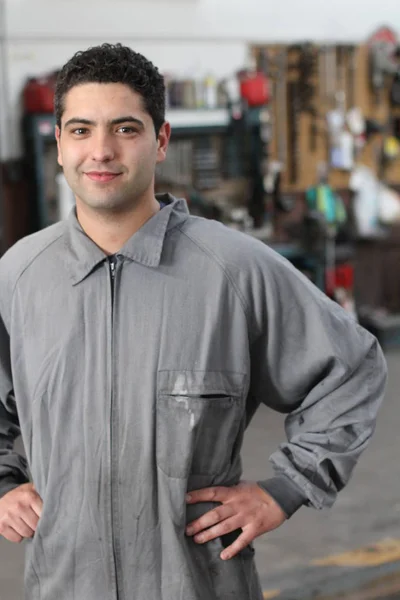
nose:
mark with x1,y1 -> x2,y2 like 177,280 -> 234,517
90,132 -> 116,163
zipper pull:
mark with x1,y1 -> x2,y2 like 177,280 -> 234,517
109,256 -> 117,280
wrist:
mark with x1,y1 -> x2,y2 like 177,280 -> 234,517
257,475 -> 307,518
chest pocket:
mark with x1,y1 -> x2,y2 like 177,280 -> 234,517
156,370 -> 245,479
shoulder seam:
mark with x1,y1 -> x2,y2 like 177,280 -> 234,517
176,223 -> 253,332
11,231 -> 65,299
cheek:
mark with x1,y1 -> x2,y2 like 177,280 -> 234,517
127,139 -> 157,163
61,146 -> 85,172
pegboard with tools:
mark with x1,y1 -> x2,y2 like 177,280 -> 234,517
252,33 -> 400,194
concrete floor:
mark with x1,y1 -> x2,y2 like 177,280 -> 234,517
1,350 -> 399,599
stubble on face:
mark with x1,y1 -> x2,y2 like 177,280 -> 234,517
57,83 -> 159,216
68,162 -> 152,215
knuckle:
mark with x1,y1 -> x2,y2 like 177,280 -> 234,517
246,529 -> 256,541
190,522 -> 200,534
220,520 -> 232,535
215,486 -> 224,499
256,516 -> 267,530
3,509 -> 13,522
215,507 -> 225,520
27,490 -> 37,502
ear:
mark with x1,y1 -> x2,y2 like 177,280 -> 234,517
156,122 -> 171,164
55,125 -> 63,167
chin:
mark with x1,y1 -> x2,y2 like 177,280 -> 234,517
84,197 -> 134,212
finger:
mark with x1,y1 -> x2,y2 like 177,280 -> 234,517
192,516 -> 243,545
10,516 -> 35,539
20,507 -> 40,532
186,505 -> 235,536
186,486 -> 231,504
220,531 -> 254,560
30,494 -> 43,518
1,525 -> 23,544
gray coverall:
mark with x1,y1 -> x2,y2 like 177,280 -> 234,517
0,195 -> 387,599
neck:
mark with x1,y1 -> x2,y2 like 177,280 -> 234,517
76,196 -> 161,255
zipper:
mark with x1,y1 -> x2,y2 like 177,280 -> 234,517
109,255 -> 116,301
108,255 -> 121,599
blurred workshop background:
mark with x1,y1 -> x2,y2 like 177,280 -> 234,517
1,1 -> 400,599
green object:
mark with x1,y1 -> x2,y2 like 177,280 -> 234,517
306,184 -> 347,228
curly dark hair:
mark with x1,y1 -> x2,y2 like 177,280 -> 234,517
54,43 -> 165,136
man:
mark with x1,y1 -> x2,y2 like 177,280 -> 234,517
0,44 -> 387,600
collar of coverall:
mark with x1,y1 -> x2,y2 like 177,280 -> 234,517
64,194 -> 189,285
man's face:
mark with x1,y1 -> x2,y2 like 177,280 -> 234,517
56,82 -> 170,212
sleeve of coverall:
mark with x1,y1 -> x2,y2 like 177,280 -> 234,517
246,251 -> 388,518
0,312 -> 30,499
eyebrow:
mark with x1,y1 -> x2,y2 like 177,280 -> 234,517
63,116 -> 145,129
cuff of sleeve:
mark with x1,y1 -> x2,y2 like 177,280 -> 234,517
257,475 -> 307,518
0,476 -> 24,500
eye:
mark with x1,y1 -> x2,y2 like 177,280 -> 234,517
117,126 -> 138,134
72,128 -> 89,136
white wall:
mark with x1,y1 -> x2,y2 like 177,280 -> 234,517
2,0 -> 400,158
5,0 -> 400,42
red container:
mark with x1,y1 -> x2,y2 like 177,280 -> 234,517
23,74 -> 57,114
325,263 -> 354,297
335,264 -> 354,290
240,72 -> 270,107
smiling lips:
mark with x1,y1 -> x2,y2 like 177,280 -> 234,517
86,172 -> 121,183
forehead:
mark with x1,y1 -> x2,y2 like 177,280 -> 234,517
62,82 -> 148,123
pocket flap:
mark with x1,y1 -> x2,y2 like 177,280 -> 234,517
157,370 -> 246,398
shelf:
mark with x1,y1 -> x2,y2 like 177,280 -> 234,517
167,108 -> 230,132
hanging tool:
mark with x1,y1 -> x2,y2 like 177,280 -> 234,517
390,69 -> 400,106
288,43 -> 318,155
345,45 -> 357,109
320,45 -> 338,165
335,45 -> 347,113
300,45 -> 318,152
342,45 -> 366,156
247,111 -> 268,227
367,26 -> 398,105
327,45 -> 355,171
287,80 -> 301,185
264,48 -> 288,215
305,168 -> 347,298
275,49 -> 288,167
325,45 -> 337,109
390,46 -> 400,106
318,45 -> 326,105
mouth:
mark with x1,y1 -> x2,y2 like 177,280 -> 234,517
85,172 -> 122,183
